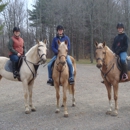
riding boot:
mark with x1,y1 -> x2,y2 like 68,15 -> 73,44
12,62 -> 19,78
122,62 -> 128,80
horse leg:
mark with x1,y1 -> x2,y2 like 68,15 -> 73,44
111,83 -> 119,116
72,84 -> 75,107
104,81 -> 112,115
0,75 -> 2,80
28,81 -> 36,112
63,84 -> 68,117
22,80 -> 30,114
55,83 -> 60,113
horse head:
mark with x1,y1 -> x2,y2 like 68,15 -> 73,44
57,40 -> 68,65
36,39 -> 47,64
95,41 -> 106,68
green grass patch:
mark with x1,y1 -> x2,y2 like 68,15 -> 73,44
76,59 -> 96,64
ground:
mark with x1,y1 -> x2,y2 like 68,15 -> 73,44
0,64 -> 130,130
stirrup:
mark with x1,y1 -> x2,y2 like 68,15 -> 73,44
122,73 -> 128,81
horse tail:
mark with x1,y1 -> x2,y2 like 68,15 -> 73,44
69,55 -> 76,76
0,75 -> 2,80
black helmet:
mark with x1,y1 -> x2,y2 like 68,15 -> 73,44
56,25 -> 64,31
116,23 -> 124,29
13,27 -> 20,32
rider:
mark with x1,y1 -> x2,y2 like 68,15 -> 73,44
8,27 -> 25,78
47,25 -> 74,86
112,23 -> 129,80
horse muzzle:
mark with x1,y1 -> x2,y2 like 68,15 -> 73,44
96,63 -> 102,68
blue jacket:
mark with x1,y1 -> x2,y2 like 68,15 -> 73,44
51,34 -> 71,55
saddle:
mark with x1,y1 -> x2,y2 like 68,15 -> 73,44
116,56 -> 130,71
5,56 -> 24,77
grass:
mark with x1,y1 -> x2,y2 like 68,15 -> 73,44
46,59 -> 96,64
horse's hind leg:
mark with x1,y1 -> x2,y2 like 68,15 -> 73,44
72,84 -> 75,107
22,80 -> 30,114
28,80 -> 36,112
105,81 -> 112,115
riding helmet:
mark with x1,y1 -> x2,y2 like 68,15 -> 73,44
116,23 -> 124,29
13,27 -> 20,32
56,25 -> 64,31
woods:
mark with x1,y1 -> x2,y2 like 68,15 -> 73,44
0,0 -> 130,62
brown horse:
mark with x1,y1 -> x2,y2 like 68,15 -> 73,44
52,40 -> 76,117
95,42 -> 130,116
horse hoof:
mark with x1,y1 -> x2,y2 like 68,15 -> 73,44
111,111 -> 118,116
25,110 -> 30,114
72,103 -> 76,107
25,107 -> 30,114
106,110 -> 112,115
55,109 -> 60,113
61,104 -> 64,107
64,113 -> 68,117
31,107 -> 36,112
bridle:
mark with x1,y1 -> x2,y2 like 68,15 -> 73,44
96,48 -> 106,64
56,54 -> 67,71
56,54 -> 67,85
96,47 -> 115,83
24,44 -> 47,84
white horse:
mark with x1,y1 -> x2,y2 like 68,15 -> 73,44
0,40 -> 47,114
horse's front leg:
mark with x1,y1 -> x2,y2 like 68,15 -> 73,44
63,83 -> 68,117
22,80 -> 30,114
104,80 -> 112,115
28,80 -> 36,112
55,82 -> 60,113
111,82 -> 119,116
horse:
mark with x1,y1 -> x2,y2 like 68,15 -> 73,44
52,40 -> 76,117
0,40 -> 47,114
95,41 -> 130,116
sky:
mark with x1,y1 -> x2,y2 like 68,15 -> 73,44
27,0 -> 35,10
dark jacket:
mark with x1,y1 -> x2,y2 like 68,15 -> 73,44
51,34 -> 70,55
112,33 -> 128,55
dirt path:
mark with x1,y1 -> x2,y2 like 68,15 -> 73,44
0,64 -> 130,130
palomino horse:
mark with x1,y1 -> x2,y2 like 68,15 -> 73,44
95,42 -> 130,116
0,40 -> 47,114
52,40 -> 76,117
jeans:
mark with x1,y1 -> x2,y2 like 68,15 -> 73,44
119,52 -> 127,64
47,55 -> 74,79
9,54 -> 19,62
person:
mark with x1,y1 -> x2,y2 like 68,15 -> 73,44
8,27 -> 25,78
47,25 -> 74,86
112,22 -> 129,80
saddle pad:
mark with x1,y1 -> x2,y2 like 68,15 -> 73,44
5,60 -> 13,72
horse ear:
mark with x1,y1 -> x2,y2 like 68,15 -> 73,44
65,40 -> 68,45
103,42 -> 106,47
57,40 -> 61,45
44,39 -> 47,44
94,41 -> 98,47
36,39 -> 40,44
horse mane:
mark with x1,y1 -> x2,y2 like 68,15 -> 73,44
25,44 -> 37,56
98,43 -> 113,54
